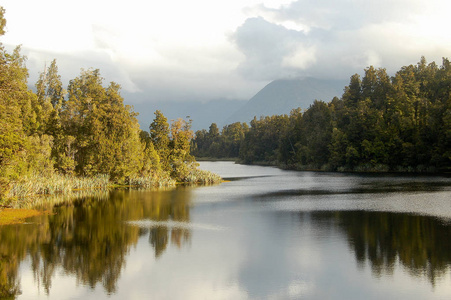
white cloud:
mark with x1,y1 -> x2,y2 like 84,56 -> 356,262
282,43 -> 316,69
1,0 -> 451,102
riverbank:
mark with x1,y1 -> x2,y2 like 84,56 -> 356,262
0,168 -> 222,209
195,157 -> 238,162
224,158 -> 451,175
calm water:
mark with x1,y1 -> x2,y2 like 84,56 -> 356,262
1,161 -> 451,299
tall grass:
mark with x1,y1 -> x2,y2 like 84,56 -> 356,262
128,174 -> 176,188
17,189 -> 111,209
183,168 -> 222,184
7,173 -> 110,200
3,168 -> 221,208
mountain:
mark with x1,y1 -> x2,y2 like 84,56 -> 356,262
126,77 -> 347,132
225,77 -> 347,124
125,98 -> 246,132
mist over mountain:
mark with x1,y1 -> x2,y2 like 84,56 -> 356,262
127,77 -> 347,132
126,97 -> 245,132
225,77 -> 347,124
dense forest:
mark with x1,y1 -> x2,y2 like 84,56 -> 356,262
0,8 -> 218,204
192,57 -> 451,172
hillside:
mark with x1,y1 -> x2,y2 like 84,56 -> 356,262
225,77 -> 346,124
126,98 -> 245,132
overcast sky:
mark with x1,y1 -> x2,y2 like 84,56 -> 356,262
2,0 -> 451,103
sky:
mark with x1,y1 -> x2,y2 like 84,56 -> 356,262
1,0 -> 451,104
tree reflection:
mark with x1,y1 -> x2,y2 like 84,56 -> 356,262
311,211 -> 451,285
0,187 -> 192,297
0,252 -> 20,299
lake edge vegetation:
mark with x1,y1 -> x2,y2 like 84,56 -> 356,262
192,57 -> 451,173
0,8 -> 221,207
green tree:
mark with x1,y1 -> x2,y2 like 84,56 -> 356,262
36,59 -> 64,109
140,130 -> 162,176
0,11 -> 52,199
35,60 -> 74,174
169,118 -> 195,181
221,122 -> 248,158
342,73 -> 362,107
149,110 -> 170,173
62,69 -> 143,182
298,100 -> 332,168
191,129 -> 208,157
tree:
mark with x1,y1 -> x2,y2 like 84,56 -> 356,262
0,13 -> 52,199
149,110 -> 170,173
342,74 -> 362,107
0,7 -> 6,36
221,122 -> 248,158
168,118 -> 195,181
140,130 -> 161,176
36,59 -> 64,111
34,60 -> 74,173
61,69 -> 144,182
191,129 -> 208,157
208,123 -> 219,140
299,100 -> 333,167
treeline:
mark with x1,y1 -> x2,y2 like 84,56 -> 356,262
192,57 -> 451,172
0,9 -> 218,203
191,122 -> 249,158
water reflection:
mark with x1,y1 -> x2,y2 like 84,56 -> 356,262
1,164 -> 451,299
326,211 -> 451,285
0,188 -> 192,297
256,178 -> 451,198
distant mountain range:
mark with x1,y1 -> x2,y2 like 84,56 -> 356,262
127,98 -> 245,132
225,77 -> 346,124
128,77 -> 347,132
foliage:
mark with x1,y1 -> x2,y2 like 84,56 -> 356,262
183,168 -> 222,184
149,110 -> 170,172
191,122 -> 249,158
0,42 -> 45,199
197,57 -> 451,172
0,7 -> 220,204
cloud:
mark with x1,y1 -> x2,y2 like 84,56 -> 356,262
231,17 -> 313,80
2,0 -> 451,105
232,0 -> 451,81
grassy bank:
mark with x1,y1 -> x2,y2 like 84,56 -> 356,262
1,167 -> 223,209
183,168 -> 223,184
1,173 -> 110,208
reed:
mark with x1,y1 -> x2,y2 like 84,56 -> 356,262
128,174 -> 176,188
7,173 -> 110,200
3,168 -> 220,209
183,169 -> 222,184
20,189 -> 111,210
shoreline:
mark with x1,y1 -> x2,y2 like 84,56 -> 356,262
205,159 -> 451,176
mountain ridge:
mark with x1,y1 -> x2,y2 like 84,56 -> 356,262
128,77 -> 348,131
225,77 -> 347,124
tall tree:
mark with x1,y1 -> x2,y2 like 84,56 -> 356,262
149,110 -> 170,173
0,7 -> 5,36
169,118 -> 194,181
0,10 -> 52,198
62,69 -> 143,182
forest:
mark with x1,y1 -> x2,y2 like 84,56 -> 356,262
192,57 -> 451,173
0,8 -> 219,205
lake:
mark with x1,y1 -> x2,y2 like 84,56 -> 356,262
1,161 -> 450,299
